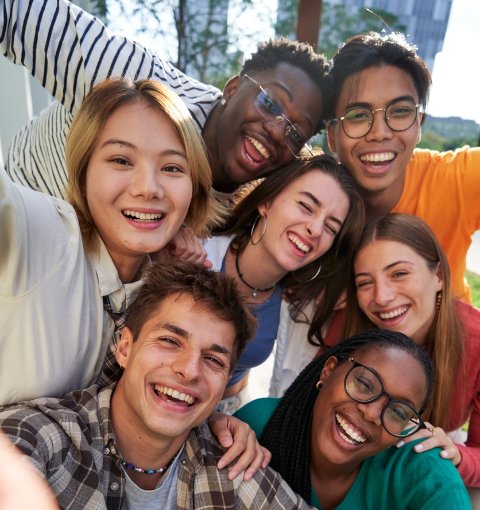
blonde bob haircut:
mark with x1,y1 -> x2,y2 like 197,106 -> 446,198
66,78 -> 222,252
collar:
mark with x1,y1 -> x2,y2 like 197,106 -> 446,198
89,237 -> 149,309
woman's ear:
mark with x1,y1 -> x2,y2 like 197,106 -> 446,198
257,202 -> 269,216
115,327 -> 134,369
320,356 -> 340,381
435,262 -> 444,292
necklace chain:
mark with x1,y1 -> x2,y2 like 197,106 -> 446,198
234,252 -> 277,298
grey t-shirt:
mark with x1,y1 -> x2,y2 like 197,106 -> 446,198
121,448 -> 183,509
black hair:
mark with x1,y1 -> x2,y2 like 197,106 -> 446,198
326,32 -> 431,120
241,38 -> 330,131
259,329 -> 434,503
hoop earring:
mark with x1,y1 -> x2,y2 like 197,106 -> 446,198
250,215 -> 268,245
316,380 -> 323,390
293,261 -> 322,283
436,290 -> 442,311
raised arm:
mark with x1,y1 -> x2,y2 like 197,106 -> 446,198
0,0 -> 220,117
1,0 -> 220,197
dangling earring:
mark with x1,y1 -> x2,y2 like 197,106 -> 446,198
436,290 -> 442,311
316,380 -> 324,390
293,261 -> 322,283
250,215 -> 268,245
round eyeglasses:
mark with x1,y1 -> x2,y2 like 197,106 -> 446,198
243,74 -> 311,157
331,100 -> 420,139
343,358 -> 426,438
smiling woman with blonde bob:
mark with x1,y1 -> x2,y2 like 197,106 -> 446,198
344,213 -> 480,487
0,78 -> 219,405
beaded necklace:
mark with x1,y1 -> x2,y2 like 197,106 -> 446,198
119,453 -> 176,476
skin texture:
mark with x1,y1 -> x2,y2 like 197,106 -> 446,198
327,65 -> 423,218
235,169 -> 350,292
354,240 -> 442,343
112,293 -> 235,489
86,100 -> 193,282
205,63 -> 323,192
310,347 -> 427,509
353,239 -> 460,465
0,432 -> 58,510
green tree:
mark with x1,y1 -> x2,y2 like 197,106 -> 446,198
87,0 -> 258,88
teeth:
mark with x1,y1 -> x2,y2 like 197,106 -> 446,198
336,413 -> 366,444
246,136 -> 270,159
378,306 -> 408,320
360,152 -> 395,162
153,384 -> 195,405
123,210 -> 163,221
288,233 -> 310,253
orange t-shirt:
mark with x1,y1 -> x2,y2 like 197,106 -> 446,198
392,146 -> 480,302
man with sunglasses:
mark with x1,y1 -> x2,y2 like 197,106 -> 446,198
1,0 -> 327,202
326,31 -> 480,303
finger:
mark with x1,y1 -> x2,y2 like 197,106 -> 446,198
396,428 -> 432,447
261,446 -> 272,469
440,446 -> 462,465
242,444 -> 269,481
226,431 -> 258,481
202,258 -> 213,269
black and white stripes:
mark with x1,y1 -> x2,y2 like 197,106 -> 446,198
1,0 -> 221,198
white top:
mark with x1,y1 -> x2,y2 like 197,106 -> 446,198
268,301 -> 319,398
1,0 -> 221,199
0,166 -> 144,404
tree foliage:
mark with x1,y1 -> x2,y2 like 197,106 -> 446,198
88,0 -> 258,87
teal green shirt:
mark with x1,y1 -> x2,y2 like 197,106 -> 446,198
235,398 -> 472,510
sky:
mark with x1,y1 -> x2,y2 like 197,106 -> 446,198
428,0 -> 480,123
111,0 -> 480,124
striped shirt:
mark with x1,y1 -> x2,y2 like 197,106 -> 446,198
0,385 -> 312,510
1,0 -> 221,199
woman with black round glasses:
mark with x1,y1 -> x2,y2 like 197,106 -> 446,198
235,330 -> 470,509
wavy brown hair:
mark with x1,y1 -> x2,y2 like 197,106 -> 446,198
343,213 -> 464,428
218,151 -> 366,345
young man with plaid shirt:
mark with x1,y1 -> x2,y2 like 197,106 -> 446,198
0,261 -> 311,509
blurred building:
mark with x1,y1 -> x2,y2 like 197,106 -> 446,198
330,0 -> 452,70
277,0 -> 452,70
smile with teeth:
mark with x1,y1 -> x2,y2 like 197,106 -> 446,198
246,136 -> 270,160
153,384 -> 195,405
123,209 -> 163,222
336,413 -> 367,445
288,233 -> 311,254
378,305 -> 409,320
360,152 -> 395,163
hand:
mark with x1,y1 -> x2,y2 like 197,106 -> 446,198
208,412 -> 272,481
153,226 -> 212,268
0,432 -> 59,509
396,422 -> 462,466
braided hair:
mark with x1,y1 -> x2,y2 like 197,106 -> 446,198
259,329 -> 434,503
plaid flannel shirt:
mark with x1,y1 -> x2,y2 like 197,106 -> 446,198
0,385 -> 312,509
